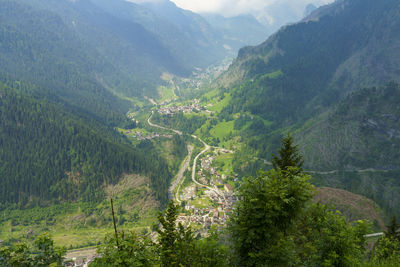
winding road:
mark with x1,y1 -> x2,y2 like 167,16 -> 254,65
147,112 -> 227,202
190,135 -> 226,199
304,168 -> 400,175
148,111 -> 182,135
147,104 -> 391,239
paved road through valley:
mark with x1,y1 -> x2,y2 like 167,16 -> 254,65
147,112 -> 226,201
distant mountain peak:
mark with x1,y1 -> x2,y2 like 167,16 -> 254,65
303,3 -> 317,17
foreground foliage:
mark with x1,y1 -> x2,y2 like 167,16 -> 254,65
0,234 -> 65,266
2,136 -> 399,266
91,202 -> 229,267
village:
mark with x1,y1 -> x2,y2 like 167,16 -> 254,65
126,130 -> 173,141
179,59 -> 231,89
157,99 -> 203,115
176,151 -> 237,230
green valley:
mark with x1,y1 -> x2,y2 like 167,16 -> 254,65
2,0 -> 400,265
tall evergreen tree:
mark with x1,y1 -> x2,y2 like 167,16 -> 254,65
155,201 -> 196,266
229,135 -> 369,266
156,201 -> 179,266
385,216 -> 400,241
229,167 -> 314,266
272,133 -> 303,173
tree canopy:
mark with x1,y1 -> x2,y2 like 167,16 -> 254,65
272,133 -> 303,172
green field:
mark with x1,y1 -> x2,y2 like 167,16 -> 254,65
157,86 -> 177,103
0,175 -> 159,248
203,92 -> 232,113
190,197 -> 213,209
212,152 -> 234,176
210,120 -> 235,140
260,69 -> 283,80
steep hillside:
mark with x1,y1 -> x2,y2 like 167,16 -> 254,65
297,83 -> 400,216
219,0 -> 400,124
0,81 -> 172,208
139,0 -> 227,65
204,0 -> 400,218
297,83 -> 400,171
0,0 -> 132,124
89,0 -> 228,71
314,187 -> 385,230
202,14 -> 271,52
0,0 -> 182,100
0,0 -> 237,106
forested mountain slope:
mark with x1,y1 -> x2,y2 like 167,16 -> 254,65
297,83 -> 400,171
0,81 -> 172,208
220,0 -> 400,124
208,0 -> 400,217
135,0 -> 228,66
77,0 -> 230,74
92,0 -> 272,67
0,0 -> 236,106
0,0 -> 133,124
296,83 -> 400,216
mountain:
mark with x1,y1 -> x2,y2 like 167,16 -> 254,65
3,0 -> 188,100
220,0 -> 400,125
211,0 -> 400,216
0,0 -> 264,211
303,4 -> 317,17
90,0 -> 229,71
0,0 -> 133,124
202,14 -> 271,52
139,0 -> 228,62
297,83 -> 400,171
0,0 -> 239,107
0,80 -> 172,208
254,0 -> 318,32
296,83 -> 400,216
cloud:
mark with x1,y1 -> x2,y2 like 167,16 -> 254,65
127,0 -> 335,26
170,0 -> 334,22
128,0 -> 165,3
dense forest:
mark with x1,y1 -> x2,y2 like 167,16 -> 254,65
0,0 -> 136,125
222,0 -> 400,126
211,0 -> 400,221
0,81 -> 172,208
2,137 -> 399,266
295,82 -> 400,217
1,0 -> 400,265
152,111 -> 207,135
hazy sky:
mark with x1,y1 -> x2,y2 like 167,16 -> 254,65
171,0 -> 332,16
129,0 -> 335,25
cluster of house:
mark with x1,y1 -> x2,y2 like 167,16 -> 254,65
199,154 -> 226,186
177,210 -> 226,227
157,99 -> 202,115
177,183 -> 237,228
65,255 -> 97,267
127,130 -> 172,141
187,63 -> 229,88
126,113 -> 139,124
177,189 -> 237,228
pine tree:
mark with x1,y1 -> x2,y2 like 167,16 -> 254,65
155,201 -> 196,266
272,133 -> 303,173
229,166 -> 314,266
385,216 -> 400,240
156,201 -> 179,266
